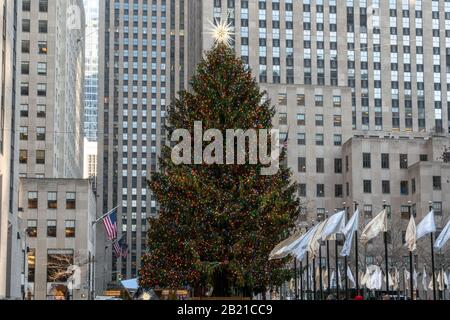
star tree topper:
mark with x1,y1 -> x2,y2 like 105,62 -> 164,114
207,18 -> 234,47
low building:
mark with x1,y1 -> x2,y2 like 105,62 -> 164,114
19,178 -> 96,300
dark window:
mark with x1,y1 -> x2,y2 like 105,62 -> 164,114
363,180 -> 372,193
433,176 -> 442,190
363,153 -> 371,168
317,184 -> 325,197
400,154 -> 408,169
299,184 -> 306,197
400,181 -> 409,195
298,157 -> 306,172
334,158 -> 342,173
335,184 -> 343,198
47,192 -> 57,209
381,153 -> 390,169
382,180 -> 391,194
27,220 -> 37,237
66,193 -> 76,209
47,220 -> 57,237
65,221 -> 76,238
316,158 -> 324,173
28,192 -> 38,209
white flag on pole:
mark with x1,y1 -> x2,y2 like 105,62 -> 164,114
360,209 -> 387,244
416,210 -> 436,240
347,266 -> 356,288
307,220 -> 328,258
340,209 -> 359,257
320,211 -> 346,241
422,267 -> 427,292
434,219 -> 450,250
405,215 -> 417,251
292,223 -> 321,260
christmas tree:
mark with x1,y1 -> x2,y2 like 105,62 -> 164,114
139,39 -> 299,297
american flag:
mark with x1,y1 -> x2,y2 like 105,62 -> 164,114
113,237 -> 128,258
102,208 -> 118,241
282,130 -> 289,150
113,240 -> 121,258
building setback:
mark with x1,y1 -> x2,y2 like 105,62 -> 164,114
98,0 -> 450,292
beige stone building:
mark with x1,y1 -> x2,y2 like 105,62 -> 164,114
20,178 -> 96,300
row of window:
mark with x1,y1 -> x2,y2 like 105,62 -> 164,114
19,126 -> 46,141
20,82 -> 47,96
21,40 -> 48,54
21,61 -> 47,75
22,0 -> 48,12
19,150 -> 45,165
20,104 -> 46,118
27,220 -> 75,238
27,192 -> 76,209
279,113 -> 342,127
276,93 -> 341,107
362,153 -> 428,169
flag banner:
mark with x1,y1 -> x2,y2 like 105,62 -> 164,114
292,223 -> 321,261
360,209 -> 387,244
269,229 -> 303,260
416,210 -> 436,240
320,211 -> 346,241
347,266 -> 356,288
422,266 -> 428,292
434,219 -> 450,250
405,215 -> 417,252
102,207 -> 118,241
340,209 -> 359,257
307,220 -> 328,258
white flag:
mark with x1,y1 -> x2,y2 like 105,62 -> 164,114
422,267 -> 427,292
320,211 -> 346,241
416,210 -> 436,240
405,215 -> 417,252
347,266 -> 356,288
340,209 -> 359,257
307,220 -> 328,258
360,209 -> 387,244
404,269 -> 410,290
434,219 -> 450,250
292,223 -> 321,260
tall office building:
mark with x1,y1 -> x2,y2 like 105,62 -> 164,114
83,0 -> 99,142
99,0 -> 450,284
0,0 -> 20,299
18,0 -> 84,180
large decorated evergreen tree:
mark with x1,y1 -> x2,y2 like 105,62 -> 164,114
138,41 -> 299,297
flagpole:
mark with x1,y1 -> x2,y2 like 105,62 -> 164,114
300,261 -> 303,300
383,201 -> 390,295
343,202 -> 349,300
294,258 -> 298,300
92,205 -> 121,226
319,244 -> 323,300
312,256 -> 317,300
429,202 -> 437,300
354,202 -> 360,297
408,202 -> 414,300
326,211 -> 331,296
306,252 -> 310,300
335,233 -> 340,300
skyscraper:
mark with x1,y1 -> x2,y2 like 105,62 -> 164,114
99,0 -> 450,284
0,0 -> 20,299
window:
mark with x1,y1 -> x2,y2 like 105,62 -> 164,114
28,192 -> 38,209
36,127 -> 46,141
381,153 -> 390,169
317,184 -> 325,197
382,180 -> 391,194
317,208 -> 326,221
22,40 -> 30,53
315,114 -> 324,126
37,105 -> 46,118
364,205 -> 373,219
21,61 -> 29,74
20,104 -> 29,117
47,220 -> 57,237
297,133 -> 306,145
298,157 -> 306,172
22,19 -> 30,32
38,41 -> 48,54
297,113 -> 305,125
363,153 -> 371,168
412,178 -> 416,194
401,206 -> 410,220
37,62 -> 47,75
47,192 -> 57,209
299,184 -> 307,197
316,158 -> 324,173
400,181 -> 409,195
19,150 -> 28,164
335,158 -> 342,173
333,115 -> 342,127
278,93 -> 287,105
433,202 -> 442,216
66,192 -> 76,209
297,94 -> 305,106
279,113 -> 287,125
37,83 -> 46,96
433,176 -> 441,190
38,20 -> 48,33
333,96 -> 342,107
315,95 -> 323,106
39,0 -> 48,12
334,134 -> 342,146
20,82 -> 29,96
420,154 -> 428,162
36,150 -> 45,164
400,154 -> 408,169
316,134 -> 324,146
335,184 -> 343,198
65,221 -> 75,238
27,220 -> 38,238
22,0 -> 31,11
363,180 -> 372,193
20,127 -> 28,140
